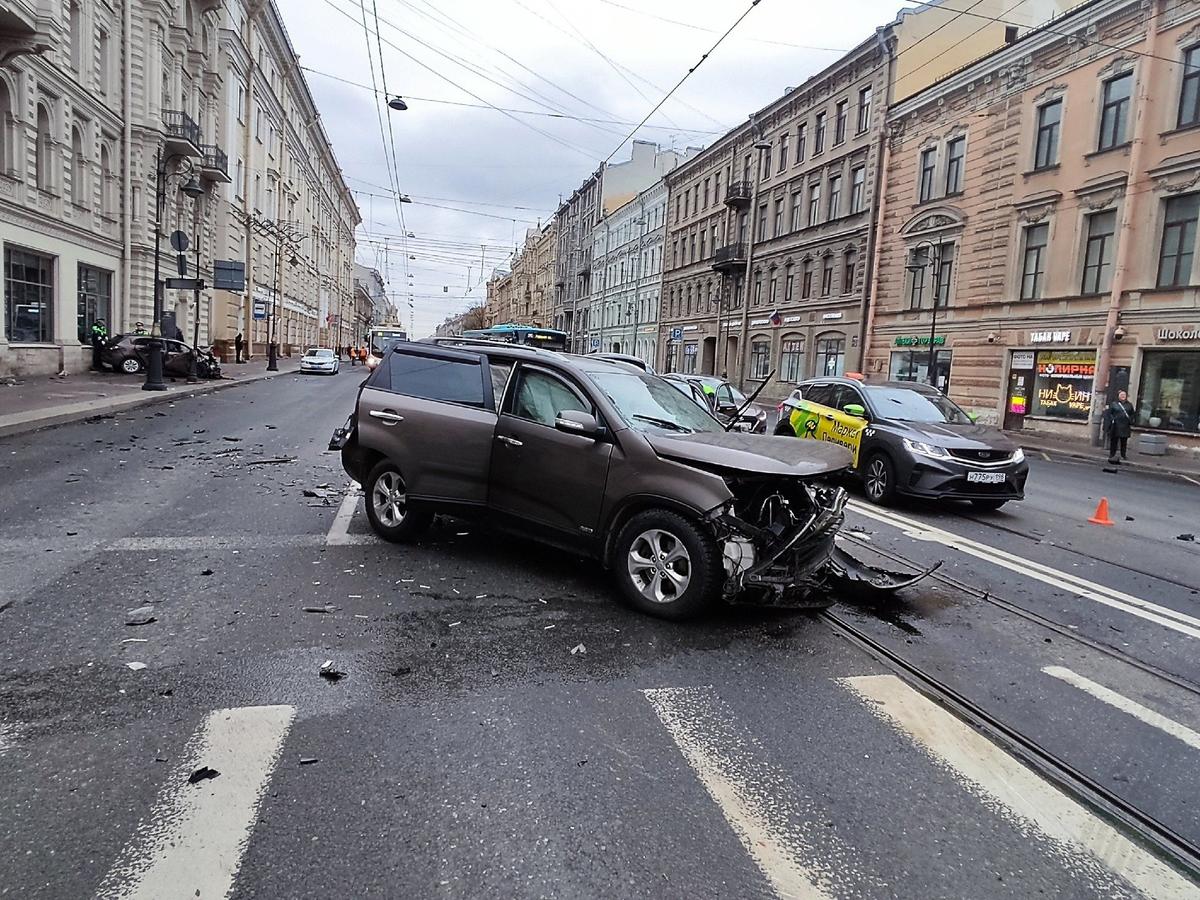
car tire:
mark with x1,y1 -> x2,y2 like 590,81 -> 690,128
119,356 -> 144,375
613,509 -> 723,621
971,499 -> 1008,511
863,452 -> 897,506
773,417 -> 795,436
363,460 -> 432,543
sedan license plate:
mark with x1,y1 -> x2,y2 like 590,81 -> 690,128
966,471 -> 1006,484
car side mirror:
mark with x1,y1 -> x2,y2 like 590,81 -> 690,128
968,412 -> 979,424
843,403 -> 867,420
554,409 -> 603,439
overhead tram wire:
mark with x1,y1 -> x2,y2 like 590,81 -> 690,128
356,0 -> 402,219
600,0 -> 765,165
298,65 -> 723,134
318,0 -> 606,160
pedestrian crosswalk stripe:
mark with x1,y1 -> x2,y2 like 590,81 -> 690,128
841,674 -> 1197,900
96,704 -> 295,900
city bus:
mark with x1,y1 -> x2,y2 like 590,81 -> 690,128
459,323 -> 567,351
365,325 -> 408,369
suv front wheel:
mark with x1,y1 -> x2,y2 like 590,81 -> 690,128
613,510 -> 723,620
364,460 -> 432,542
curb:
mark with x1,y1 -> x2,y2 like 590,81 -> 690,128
0,367 -> 299,440
1021,442 -> 1200,483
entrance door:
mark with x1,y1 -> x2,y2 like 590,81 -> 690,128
701,336 -> 716,374
1004,369 -> 1030,430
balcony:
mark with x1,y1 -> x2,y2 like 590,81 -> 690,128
163,110 -> 202,157
724,180 -> 752,207
199,145 -> 231,183
711,242 -> 747,272
577,247 -> 592,274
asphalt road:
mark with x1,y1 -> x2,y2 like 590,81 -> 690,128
1,367 -> 1198,899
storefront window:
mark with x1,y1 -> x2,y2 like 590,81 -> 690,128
780,336 -> 805,383
5,247 -> 55,344
1137,351 -> 1200,432
78,264 -> 112,343
665,342 -> 678,373
890,349 -> 952,394
814,333 -> 845,377
750,339 -> 771,379
1031,350 -> 1094,420
683,341 -> 698,374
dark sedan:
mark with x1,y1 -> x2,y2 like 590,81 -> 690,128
777,377 -> 1029,509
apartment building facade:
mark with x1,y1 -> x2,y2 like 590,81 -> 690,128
866,0 -> 1200,452
657,35 -> 892,396
552,167 -> 601,350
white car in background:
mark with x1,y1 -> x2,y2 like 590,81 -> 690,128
300,347 -> 340,375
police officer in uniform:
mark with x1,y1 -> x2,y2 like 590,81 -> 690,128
90,319 -> 108,372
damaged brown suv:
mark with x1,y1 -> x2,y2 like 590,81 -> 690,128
333,340 -> 926,620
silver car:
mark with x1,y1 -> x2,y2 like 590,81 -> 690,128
300,347 -> 339,375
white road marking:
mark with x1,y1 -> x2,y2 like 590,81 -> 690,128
644,686 -> 872,900
842,674 -> 1198,900
848,500 -> 1200,640
325,481 -> 362,546
1179,474 -> 1200,488
1043,666 -> 1200,751
97,704 -> 295,900
108,534 -> 376,550
0,721 -> 19,755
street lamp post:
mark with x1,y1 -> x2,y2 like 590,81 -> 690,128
145,147 -> 204,391
905,237 -> 945,388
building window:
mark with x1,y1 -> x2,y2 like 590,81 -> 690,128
857,86 -> 872,133
69,2 -> 83,72
1034,100 -> 1061,170
908,246 -> 929,309
802,261 -> 813,298
77,264 -> 112,343
36,104 -> 53,192
1081,209 -> 1117,294
918,147 -> 936,202
771,199 -> 782,237
835,100 -> 848,144
1179,47 -> 1200,128
1158,194 -> 1200,288
815,333 -> 846,377
807,183 -> 821,227
761,147 -> 771,181
100,144 -> 114,216
1138,351 -> 1200,431
699,228 -> 707,259
780,336 -> 805,382
703,178 -> 710,208
779,133 -> 789,169
70,126 -> 85,205
828,174 -> 842,219
750,339 -> 771,379
1098,72 -> 1132,151
790,190 -> 803,231
821,256 -> 833,296
935,244 -> 955,307
891,349 -> 953,391
5,246 -> 55,344
97,29 -> 110,97
796,123 -> 807,162
814,112 -> 826,153
843,248 -> 857,294
757,204 -> 768,241
753,272 -> 762,305
769,272 -> 779,304
683,342 -> 698,373
850,166 -> 865,213
1020,223 -> 1049,300
944,137 -> 965,195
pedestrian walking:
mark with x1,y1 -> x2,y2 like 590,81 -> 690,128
350,345 -> 358,366
234,332 -> 244,364
1103,389 -> 1136,463
90,318 -> 108,372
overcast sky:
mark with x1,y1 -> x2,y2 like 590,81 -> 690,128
285,0 -> 912,337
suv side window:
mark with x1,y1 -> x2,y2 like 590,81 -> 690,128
487,358 -> 514,401
383,349 -> 486,407
715,383 -> 735,407
802,383 -> 834,407
507,368 -> 591,427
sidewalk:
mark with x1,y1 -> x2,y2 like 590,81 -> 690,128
0,358 -> 302,439
1016,430 -> 1200,482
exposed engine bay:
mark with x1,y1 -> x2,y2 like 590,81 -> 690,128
710,475 -> 937,607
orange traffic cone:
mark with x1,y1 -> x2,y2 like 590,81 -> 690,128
1088,497 -> 1114,526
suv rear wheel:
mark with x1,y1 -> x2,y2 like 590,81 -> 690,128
613,509 -> 722,620
364,460 -> 432,542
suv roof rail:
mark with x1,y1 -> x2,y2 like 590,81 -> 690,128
425,336 -> 545,354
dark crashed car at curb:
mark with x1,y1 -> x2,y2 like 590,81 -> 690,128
332,340 -> 929,620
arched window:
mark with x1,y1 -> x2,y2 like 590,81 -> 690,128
71,126 -> 85,205
100,143 -> 113,216
35,104 -> 53,192
0,79 -> 11,174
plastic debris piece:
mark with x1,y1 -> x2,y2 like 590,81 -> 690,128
200,568 -> 214,576
319,660 -> 345,681
188,766 -> 220,784
544,624 -> 556,630
475,594 -> 487,599
1177,533 -> 1196,542
448,621 -> 462,628
299,757 -> 319,766
125,606 -> 157,626
121,638 -> 149,644
125,661 -> 147,671
303,605 -> 335,614
570,643 -> 586,655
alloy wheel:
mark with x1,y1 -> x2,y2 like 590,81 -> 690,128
866,459 -> 888,501
372,470 -> 408,528
627,528 -> 692,604
121,357 -> 141,374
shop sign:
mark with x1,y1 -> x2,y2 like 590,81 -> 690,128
682,324 -> 699,331
1011,351 -> 1035,369
1156,327 -> 1200,341
1032,350 -> 1094,420
783,315 -> 802,324
1030,330 -> 1071,343
822,312 -> 843,320
894,335 -> 946,347
751,318 -> 771,326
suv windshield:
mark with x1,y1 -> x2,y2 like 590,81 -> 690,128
865,386 -> 973,424
589,372 -> 722,434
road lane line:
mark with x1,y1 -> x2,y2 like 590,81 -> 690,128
97,704 -> 295,900
325,481 -> 361,546
1043,666 -> 1200,751
841,674 -> 1197,899
644,686 -> 868,900
847,500 -> 1200,640
108,534 -> 376,550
